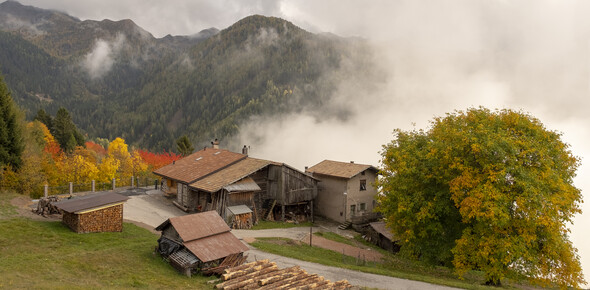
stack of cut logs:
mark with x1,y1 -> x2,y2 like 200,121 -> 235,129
215,259 -> 353,289
202,253 -> 248,275
34,196 -> 61,216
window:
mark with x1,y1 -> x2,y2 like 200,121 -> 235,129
350,204 -> 356,215
360,179 -> 366,191
360,203 -> 366,211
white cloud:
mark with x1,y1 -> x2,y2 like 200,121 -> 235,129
82,34 -> 126,79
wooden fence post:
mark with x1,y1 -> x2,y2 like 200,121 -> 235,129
112,178 -> 116,191
92,180 -> 95,192
131,176 -> 134,188
44,184 -> 48,198
69,182 -> 73,195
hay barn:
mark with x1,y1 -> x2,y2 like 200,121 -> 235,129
52,192 -> 129,233
155,211 -> 248,276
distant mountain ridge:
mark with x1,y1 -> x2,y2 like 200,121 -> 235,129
0,1 -> 378,152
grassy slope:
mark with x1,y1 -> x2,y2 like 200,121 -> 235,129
251,236 -> 532,290
0,193 -> 210,289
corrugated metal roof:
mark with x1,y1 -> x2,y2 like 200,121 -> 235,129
184,231 -> 248,262
52,192 -> 129,213
168,211 -> 230,242
227,205 -> 253,215
306,160 -> 379,179
190,158 -> 270,192
156,211 -> 248,263
369,221 -> 396,241
153,148 -> 246,183
223,177 -> 261,192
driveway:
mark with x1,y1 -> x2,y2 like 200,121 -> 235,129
123,191 -> 459,290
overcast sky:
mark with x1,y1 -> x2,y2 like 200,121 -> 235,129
15,0 -> 590,284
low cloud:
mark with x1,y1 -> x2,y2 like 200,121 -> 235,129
81,34 -> 126,79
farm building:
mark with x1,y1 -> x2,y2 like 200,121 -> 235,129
366,221 -> 400,253
154,146 -> 318,224
155,211 -> 248,276
306,160 -> 379,224
52,192 -> 129,233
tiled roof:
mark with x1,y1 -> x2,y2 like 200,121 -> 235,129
53,192 -> 128,213
306,160 -> 378,179
153,148 -> 246,183
190,157 -> 271,193
155,211 -> 248,263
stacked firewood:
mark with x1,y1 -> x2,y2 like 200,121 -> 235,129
202,253 -> 248,275
34,196 -> 61,216
215,259 -> 353,289
231,213 -> 253,229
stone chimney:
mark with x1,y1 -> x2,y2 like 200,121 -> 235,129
242,145 -> 249,156
211,138 -> 219,149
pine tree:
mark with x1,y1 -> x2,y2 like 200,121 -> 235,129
176,135 -> 194,156
53,107 -> 84,152
0,75 -> 24,169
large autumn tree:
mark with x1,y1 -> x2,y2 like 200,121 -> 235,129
377,107 -> 584,287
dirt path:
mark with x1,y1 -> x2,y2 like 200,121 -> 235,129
302,234 -> 384,262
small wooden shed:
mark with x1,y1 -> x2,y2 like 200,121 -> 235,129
226,205 -> 253,229
366,221 -> 400,253
155,211 -> 249,276
53,192 -> 129,233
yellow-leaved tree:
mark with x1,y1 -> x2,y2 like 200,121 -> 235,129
377,108 -> 584,288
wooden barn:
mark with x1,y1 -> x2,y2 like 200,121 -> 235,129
366,221 -> 400,253
155,211 -> 249,276
154,146 -> 318,223
52,192 -> 129,233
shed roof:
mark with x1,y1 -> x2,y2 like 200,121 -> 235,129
369,221 -> 396,241
190,157 -> 270,192
184,231 -> 248,262
155,211 -> 248,263
306,160 -> 378,179
53,192 -> 128,213
224,177 -> 261,192
153,148 -> 246,183
227,205 -> 253,215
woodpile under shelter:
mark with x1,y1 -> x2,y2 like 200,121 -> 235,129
153,147 -> 318,224
52,192 -> 129,233
155,211 -> 249,276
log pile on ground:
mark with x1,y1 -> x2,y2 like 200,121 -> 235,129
202,253 -> 248,275
215,259 -> 353,289
34,196 -> 61,216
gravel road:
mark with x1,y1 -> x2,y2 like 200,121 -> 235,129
123,191 -> 459,290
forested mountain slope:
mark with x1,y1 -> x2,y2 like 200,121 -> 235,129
0,1 -> 377,151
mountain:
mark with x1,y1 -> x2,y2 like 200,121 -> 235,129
0,1 -> 378,152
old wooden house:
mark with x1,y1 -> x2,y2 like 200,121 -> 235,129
154,147 -> 318,223
52,192 -> 129,233
155,211 -> 248,276
306,160 -> 379,224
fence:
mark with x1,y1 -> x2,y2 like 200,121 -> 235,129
41,176 -> 161,198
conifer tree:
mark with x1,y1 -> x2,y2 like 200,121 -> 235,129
176,135 -> 194,156
0,75 -> 24,169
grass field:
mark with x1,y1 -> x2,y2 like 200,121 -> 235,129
250,220 -> 313,230
251,236 -> 531,290
0,193 -> 212,289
